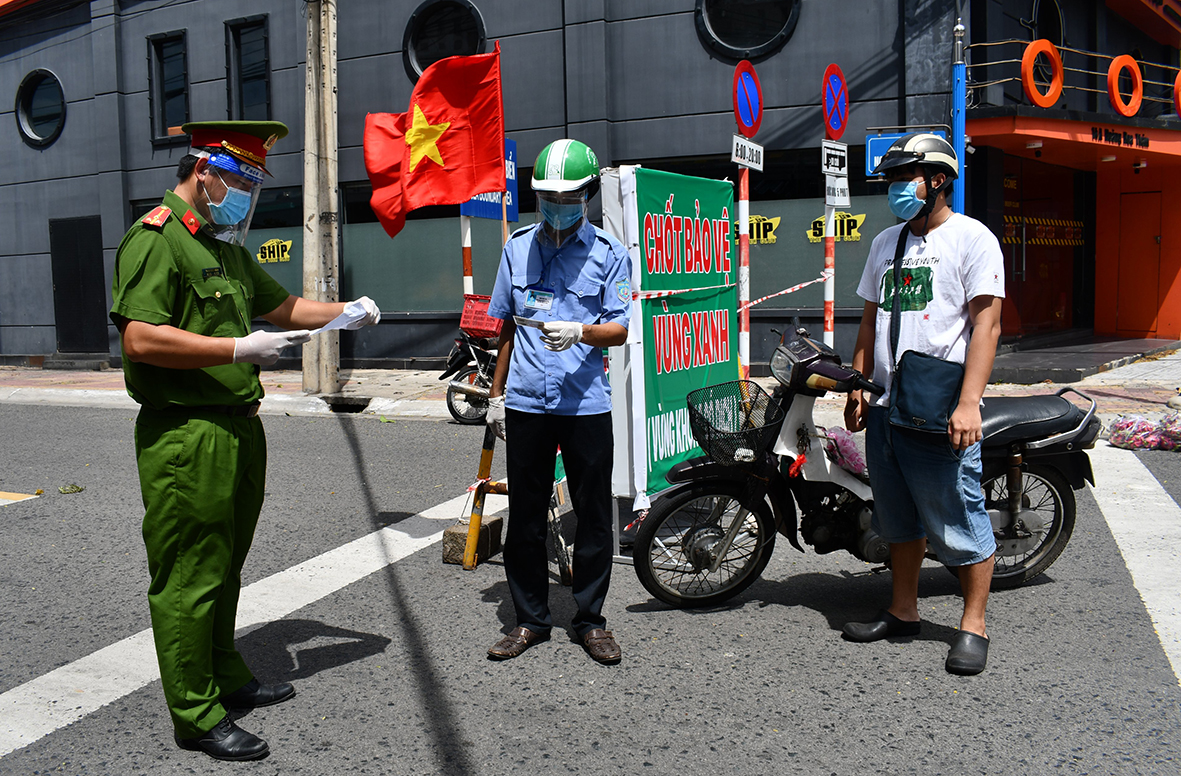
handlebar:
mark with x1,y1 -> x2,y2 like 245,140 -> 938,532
856,375 -> 886,396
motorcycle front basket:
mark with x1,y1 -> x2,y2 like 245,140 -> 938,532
686,380 -> 785,466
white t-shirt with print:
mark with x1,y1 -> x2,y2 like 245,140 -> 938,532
855,212 -> 1005,407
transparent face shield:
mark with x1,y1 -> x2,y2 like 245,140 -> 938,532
195,150 -> 264,246
536,190 -> 588,245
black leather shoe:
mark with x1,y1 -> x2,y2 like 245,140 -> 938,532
221,678 -> 296,709
842,610 -> 921,642
946,631 -> 989,675
175,716 -> 269,761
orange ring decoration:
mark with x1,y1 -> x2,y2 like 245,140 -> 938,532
1107,55 -> 1143,117
1174,69 -> 1181,121
1021,39 -> 1064,108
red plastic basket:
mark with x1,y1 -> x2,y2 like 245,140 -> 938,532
460,294 -> 503,339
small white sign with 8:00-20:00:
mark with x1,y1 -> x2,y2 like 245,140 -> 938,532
731,134 -> 764,171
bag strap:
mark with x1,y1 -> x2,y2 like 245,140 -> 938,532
887,224 -> 911,367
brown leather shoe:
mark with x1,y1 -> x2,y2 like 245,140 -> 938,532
487,626 -> 549,659
581,628 -> 621,664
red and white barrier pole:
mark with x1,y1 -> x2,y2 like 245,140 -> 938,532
738,166 -> 751,378
823,203 -> 835,348
460,214 -> 474,295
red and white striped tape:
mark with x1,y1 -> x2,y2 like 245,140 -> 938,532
737,269 -> 833,313
632,283 -> 735,300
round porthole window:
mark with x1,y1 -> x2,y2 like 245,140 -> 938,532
695,0 -> 801,62
16,69 -> 66,148
403,0 -> 486,82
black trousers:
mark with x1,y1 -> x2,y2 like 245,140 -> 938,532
504,409 -> 614,637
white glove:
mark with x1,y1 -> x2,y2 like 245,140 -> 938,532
487,395 -> 507,441
541,321 -> 583,352
233,329 -> 313,365
342,296 -> 381,330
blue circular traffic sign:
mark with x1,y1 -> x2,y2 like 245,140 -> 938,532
733,60 -> 763,139
822,63 -> 848,140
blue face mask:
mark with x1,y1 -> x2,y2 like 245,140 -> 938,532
207,171 -> 256,226
887,180 -> 926,221
538,198 -> 584,231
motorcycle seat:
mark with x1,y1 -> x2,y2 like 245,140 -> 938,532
979,395 -> 1085,447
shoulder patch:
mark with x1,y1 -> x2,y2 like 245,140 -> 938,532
181,210 -> 201,236
140,206 -> 171,229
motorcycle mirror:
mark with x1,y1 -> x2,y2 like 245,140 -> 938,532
791,316 -> 807,337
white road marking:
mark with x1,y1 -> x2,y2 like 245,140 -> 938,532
0,490 -> 506,758
1088,444 -> 1181,684
0,492 -> 37,507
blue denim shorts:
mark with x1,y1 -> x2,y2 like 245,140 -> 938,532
864,406 -> 997,566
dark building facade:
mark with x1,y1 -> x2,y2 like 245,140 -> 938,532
2,0 -> 1178,368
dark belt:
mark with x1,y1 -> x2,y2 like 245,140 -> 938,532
182,403 -> 261,418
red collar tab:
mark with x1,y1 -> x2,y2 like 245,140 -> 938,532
181,210 -> 201,236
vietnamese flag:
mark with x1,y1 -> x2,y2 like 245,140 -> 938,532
364,42 -> 505,238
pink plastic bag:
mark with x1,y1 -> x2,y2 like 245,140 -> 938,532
822,426 -> 867,475
1108,414 -> 1181,451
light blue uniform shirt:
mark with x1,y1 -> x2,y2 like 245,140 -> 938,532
487,220 -> 633,415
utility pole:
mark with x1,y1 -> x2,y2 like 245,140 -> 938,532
952,17 -> 967,214
302,0 -> 340,394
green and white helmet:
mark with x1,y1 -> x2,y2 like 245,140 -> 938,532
531,139 -> 600,194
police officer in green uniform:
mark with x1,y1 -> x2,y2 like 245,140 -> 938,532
110,121 -> 381,761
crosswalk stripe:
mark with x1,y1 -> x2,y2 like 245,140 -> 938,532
1088,444 -> 1181,685
0,490 -> 505,758
0,492 -> 37,506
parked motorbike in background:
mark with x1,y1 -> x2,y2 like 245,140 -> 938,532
633,325 -> 1101,608
440,330 -> 498,424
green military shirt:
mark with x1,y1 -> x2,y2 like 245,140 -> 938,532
110,189 -> 291,411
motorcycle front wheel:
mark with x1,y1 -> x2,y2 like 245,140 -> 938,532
446,366 -> 490,425
633,482 -> 776,608
981,462 -> 1076,590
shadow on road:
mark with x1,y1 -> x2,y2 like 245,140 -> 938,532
337,416 -> 476,776
238,618 -> 391,680
621,564 -> 1048,647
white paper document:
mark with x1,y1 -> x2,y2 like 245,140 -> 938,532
513,316 -> 546,329
311,300 -> 370,335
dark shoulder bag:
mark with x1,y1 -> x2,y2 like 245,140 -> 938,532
885,226 -> 964,435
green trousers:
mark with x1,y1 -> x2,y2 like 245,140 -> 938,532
134,408 -> 267,738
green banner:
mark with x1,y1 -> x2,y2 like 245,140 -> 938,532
633,168 -> 739,492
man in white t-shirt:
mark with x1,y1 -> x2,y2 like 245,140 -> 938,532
842,134 -> 1004,676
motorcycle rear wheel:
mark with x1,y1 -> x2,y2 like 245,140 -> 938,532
446,366 -> 490,425
634,482 -> 776,608
981,462 -> 1075,590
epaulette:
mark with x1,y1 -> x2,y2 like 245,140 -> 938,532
140,206 -> 171,229
507,223 -> 536,242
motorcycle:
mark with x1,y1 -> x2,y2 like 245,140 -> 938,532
632,325 -> 1100,608
440,330 -> 498,424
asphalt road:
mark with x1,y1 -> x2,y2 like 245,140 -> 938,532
1,405 -> 1179,775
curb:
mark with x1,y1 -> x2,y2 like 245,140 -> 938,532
0,387 -> 452,420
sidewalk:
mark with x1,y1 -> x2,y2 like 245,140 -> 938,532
1,349 -> 1179,423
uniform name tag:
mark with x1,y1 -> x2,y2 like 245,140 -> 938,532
524,288 -> 554,311
202,267 -> 224,280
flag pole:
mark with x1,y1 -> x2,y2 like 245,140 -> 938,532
501,191 -> 509,246
460,215 -> 474,295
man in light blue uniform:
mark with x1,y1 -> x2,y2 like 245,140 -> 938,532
484,139 -> 632,663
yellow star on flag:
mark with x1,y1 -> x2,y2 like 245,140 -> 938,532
405,103 -> 450,172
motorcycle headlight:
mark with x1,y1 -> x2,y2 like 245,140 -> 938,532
769,346 -> 793,386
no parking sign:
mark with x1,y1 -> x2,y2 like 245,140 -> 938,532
733,60 -> 763,139
822,63 -> 848,141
